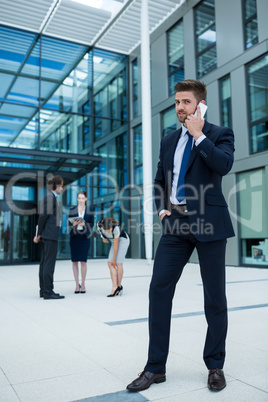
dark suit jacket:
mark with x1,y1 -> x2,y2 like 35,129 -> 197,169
68,206 -> 94,238
154,120 -> 235,242
37,191 -> 61,241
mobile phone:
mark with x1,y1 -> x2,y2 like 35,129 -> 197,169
194,102 -> 208,118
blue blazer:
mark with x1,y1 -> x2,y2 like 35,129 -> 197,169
154,120 -> 235,242
69,205 -> 94,238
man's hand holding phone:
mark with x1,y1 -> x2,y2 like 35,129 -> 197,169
185,103 -> 207,141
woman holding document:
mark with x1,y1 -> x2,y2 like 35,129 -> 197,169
68,191 -> 94,294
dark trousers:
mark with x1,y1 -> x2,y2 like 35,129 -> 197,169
39,239 -> 58,297
144,211 -> 227,374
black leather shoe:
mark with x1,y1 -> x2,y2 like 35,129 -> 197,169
208,369 -> 226,391
127,370 -> 166,392
40,291 -> 59,298
43,294 -> 65,300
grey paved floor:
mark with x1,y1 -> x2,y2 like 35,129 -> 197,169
0,259 -> 267,401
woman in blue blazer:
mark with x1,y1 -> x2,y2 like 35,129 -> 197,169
68,191 -> 94,294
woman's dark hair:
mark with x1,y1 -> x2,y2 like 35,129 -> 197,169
77,191 -> 87,198
98,217 -> 118,230
47,175 -> 63,191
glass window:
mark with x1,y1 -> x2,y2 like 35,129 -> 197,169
12,186 -> 35,201
39,110 -> 91,153
247,54 -> 268,153
132,59 -> 138,117
93,48 -> 128,141
162,106 -> 177,137
0,26 -> 37,74
220,75 -> 232,128
195,0 -> 217,78
0,211 -> 11,262
116,133 -> 128,188
168,20 -> 184,95
243,0 -> 258,49
237,169 -> 268,266
0,103 -> 38,148
0,185 -> 4,200
96,144 -> 108,197
42,51 -> 92,113
134,125 -> 143,186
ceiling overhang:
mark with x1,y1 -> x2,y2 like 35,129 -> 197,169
0,0 -> 186,54
0,146 -> 102,185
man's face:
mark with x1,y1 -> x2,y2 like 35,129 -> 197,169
55,183 -> 63,195
175,91 -> 199,124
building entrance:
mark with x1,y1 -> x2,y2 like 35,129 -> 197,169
0,201 -> 36,265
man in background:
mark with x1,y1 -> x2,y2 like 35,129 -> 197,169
34,175 -> 65,300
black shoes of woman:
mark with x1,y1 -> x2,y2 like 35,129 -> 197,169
74,284 -> 86,294
74,285 -> 81,294
107,285 -> 123,297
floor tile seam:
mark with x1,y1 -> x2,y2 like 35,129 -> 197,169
9,368 -> 117,388
0,366 -> 15,389
197,278 -> 268,286
104,303 -> 268,326
226,338 -> 268,353
0,383 -> 21,401
233,379 -> 268,394
54,275 -> 152,283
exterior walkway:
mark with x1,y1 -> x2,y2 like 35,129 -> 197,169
0,259 -> 267,402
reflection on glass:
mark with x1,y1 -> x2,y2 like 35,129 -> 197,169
13,215 -> 30,260
244,0 -> 258,49
162,106 -> 177,137
134,125 -> 143,186
195,0 -> 217,78
96,144 -> 108,197
116,133 -> 128,188
168,20 -> 184,95
21,39 -> 40,77
220,75 -> 232,128
11,111 -> 39,149
0,211 -> 11,262
40,109 -> 91,153
42,51 -> 92,112
0,107 -> 29,147
132,59 -> 138,117
237,169 -> 268,266
93,48 -> 128,140
0,26 -> 37,73
247,55 -> 268,153
12,186 -> 35,201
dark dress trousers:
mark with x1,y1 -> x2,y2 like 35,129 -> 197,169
69,206 -> 94,262
37,191 -> 61,297
144,121 -> 235,374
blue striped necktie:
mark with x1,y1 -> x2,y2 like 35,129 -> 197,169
176,131 -> 192,202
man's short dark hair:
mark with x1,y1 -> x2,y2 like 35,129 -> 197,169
47,175 -> 63,191
174,79 -> 207,103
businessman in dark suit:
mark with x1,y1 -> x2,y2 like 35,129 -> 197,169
34,175 -> 65,300
127,80 -> 235,392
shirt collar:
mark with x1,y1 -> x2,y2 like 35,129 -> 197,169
181,124 -> 188,136
51,190 -> 58,198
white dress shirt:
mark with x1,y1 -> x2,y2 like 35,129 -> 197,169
159,125 -> 206,216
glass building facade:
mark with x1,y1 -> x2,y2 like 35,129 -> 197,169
0,25 -> 128,264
